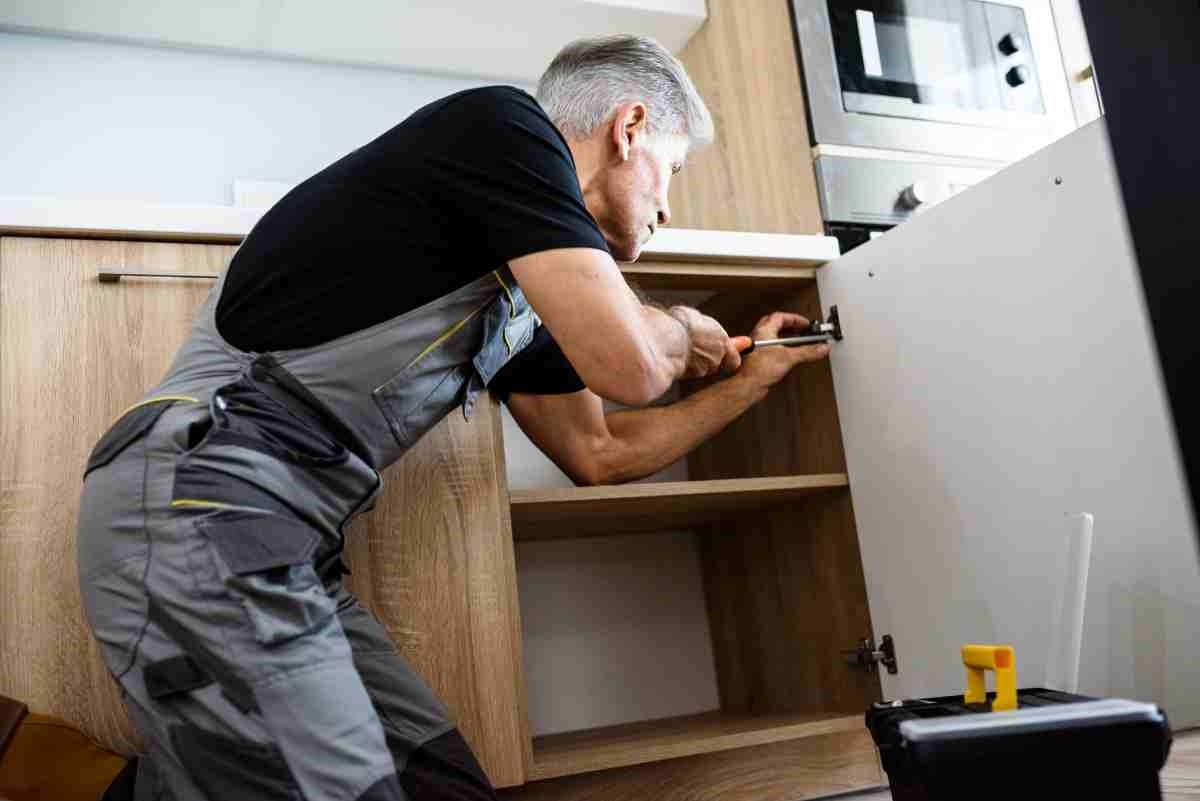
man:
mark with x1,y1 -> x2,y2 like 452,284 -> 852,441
75,34 -> 829,801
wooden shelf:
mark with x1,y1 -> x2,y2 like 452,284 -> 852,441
530,710 -> 866,781
620,260 -> 817,291
509,474 -> 848,540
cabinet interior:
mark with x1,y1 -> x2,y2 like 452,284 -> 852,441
503,273 -> 882,781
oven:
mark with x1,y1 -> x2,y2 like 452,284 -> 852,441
791,0 -> 1080,248
793,0 -> 1076,161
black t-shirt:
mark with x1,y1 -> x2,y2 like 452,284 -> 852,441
215,85 -> 604,398
487,322 -> 587,401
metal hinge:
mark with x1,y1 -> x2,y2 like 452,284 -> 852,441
842,634 -> 899,675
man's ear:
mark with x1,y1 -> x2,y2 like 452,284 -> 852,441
609,102 -> 648,163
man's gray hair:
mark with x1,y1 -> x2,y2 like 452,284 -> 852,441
536,35 -> 714,150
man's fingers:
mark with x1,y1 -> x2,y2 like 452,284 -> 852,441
720,339 -> 743,373
754,311 -> 810,338
788,343 -> 831,364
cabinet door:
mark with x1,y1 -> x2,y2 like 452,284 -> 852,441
817,121 -> 1200,724
0,237 -> 233,754
0,238 -> 531,783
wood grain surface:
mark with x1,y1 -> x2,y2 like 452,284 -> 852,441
0,237 -> 530,787
685,282 -> 883,717
510,474 -> 848,540
623,260 -> 816,292
1163,730 -> 1200,800
502,728 -> 884,801
530,710 -> 864,781
344,395 -> 530,787
671,0 -> 824,235
0,236 -> 234,755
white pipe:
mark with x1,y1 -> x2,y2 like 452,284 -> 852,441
1044,512 -> 1094,693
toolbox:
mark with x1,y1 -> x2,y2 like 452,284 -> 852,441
865,646 -> 1173,800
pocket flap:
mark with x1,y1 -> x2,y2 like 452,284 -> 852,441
144,654 -> 213,700
201,514 -> 320,575
85,398 -> 186,476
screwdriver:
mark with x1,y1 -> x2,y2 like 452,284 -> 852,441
736,306 -> 843,356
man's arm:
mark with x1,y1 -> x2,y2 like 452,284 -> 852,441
509,248 -> 740,407
505,312 -> 830,485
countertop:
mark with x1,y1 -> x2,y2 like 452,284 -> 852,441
0,195 -> 840,266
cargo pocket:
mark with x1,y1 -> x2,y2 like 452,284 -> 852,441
373,362 -> 473,448
84,395 -> 197,477
197,512 -> 335,646
171,725 -> 300,801
372,299 -> 494,448
211,373 -> 348,467
472,272 -> 538,388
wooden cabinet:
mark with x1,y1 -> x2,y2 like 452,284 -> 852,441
3,120 -> 1194,801
2,231 -> 883,796
497,263 -> 885,801
0,237 -> 530,788
0,237 -> 233,757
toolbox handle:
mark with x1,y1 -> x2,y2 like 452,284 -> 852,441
963,645 -> 1018,711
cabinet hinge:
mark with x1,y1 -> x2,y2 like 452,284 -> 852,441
842,634 -> 898,675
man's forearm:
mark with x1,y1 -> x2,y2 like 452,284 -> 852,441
639,303 -> 690,388
595,372 -> 768,484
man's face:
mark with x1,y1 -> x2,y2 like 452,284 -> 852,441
589,133 -> 688,262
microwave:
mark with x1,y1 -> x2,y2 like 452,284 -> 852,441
791,0 -> 1077,163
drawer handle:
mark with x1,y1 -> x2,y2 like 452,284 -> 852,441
98,269 -> 219,283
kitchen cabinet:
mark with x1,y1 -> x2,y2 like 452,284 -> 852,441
0,232 -> 875,797
496,120 -> 1199,801
0,237 -> 531,787
0,238 -> 233,757
0,120 -> 1195,801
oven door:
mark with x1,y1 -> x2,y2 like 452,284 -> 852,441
792,0 -> 1077,162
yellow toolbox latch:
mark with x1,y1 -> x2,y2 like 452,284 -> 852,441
962,644 -> 1017,712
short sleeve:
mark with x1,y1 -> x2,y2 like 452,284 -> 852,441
423,87 -> 612,264
488,324 -> 587,402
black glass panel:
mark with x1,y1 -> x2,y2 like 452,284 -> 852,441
828,0 -> 1045,116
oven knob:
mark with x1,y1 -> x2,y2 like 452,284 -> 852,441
899,182 -> 929,210
998,33 -> 1026,55
1006,64 -> 1031,87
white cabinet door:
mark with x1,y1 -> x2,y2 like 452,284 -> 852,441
817,120 -> 1200,725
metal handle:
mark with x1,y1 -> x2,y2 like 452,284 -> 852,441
1078,64 -> 1104,117
98,269 -> 219,283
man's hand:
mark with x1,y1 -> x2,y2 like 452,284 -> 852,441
668,305 -> 742,378
735,312 -> 831,391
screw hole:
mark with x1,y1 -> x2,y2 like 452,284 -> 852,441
868,271 -> 875,277
1054,177 -> 1063,185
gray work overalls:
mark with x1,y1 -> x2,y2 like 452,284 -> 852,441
77,261 -> 539,801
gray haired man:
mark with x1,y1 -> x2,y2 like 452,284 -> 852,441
78,35 -> 828,801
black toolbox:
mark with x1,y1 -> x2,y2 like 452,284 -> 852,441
866,689 -> 1173,800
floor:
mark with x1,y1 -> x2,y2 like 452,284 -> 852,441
839,729 -> 1200,800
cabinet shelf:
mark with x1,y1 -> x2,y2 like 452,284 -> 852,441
620,259 -> 818,291
530,710 -> 865,781
509,474 -> 848,540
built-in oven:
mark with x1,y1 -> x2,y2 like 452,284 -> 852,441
794,0 -> 1076,161
791,0 -> 1080,249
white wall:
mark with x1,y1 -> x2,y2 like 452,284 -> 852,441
505,390 -> 723,737
0,31 -> 514,205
